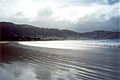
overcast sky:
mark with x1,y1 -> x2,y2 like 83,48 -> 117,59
0,0 -> 119,32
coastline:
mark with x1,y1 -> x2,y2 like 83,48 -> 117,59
0,41 -> 120,80
0,41 -> 9,44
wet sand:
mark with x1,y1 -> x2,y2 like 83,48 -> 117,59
0,42 -> 120,80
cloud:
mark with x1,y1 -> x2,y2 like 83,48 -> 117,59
104,0 -> 120,5
0,0 -> 119,32
51,3 -> 119,23
73,17 -> 120,32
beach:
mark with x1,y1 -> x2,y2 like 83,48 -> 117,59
0,41 -> 120,80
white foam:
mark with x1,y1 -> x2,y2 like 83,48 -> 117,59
18,40 -> 120,49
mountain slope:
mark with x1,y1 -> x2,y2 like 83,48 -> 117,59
81,30 -> 120,39
0,22 -> 119,41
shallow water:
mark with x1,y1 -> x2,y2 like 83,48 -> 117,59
0,40 -> 120,80
19,40 -> 120,49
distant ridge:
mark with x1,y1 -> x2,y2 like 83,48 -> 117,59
0,22 -> 120,41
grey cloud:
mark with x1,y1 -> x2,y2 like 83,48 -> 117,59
0,0 -> 119,32
15,12 -> 24,17
107,0 -> 120,5
1,14 -> 119,33
73,17 -> 120,32
37,8 -> 53,18
58,0 -> 106,6
30,16 -> 119,32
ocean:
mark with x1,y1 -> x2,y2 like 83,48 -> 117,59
0,40 -> 120,80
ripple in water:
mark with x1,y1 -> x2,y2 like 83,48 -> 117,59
0,40 -> 120,80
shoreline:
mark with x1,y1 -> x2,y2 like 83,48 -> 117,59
0,41 -> 9,44
0,41 -> 120,80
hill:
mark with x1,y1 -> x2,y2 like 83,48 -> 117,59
0,22 -> 119,41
